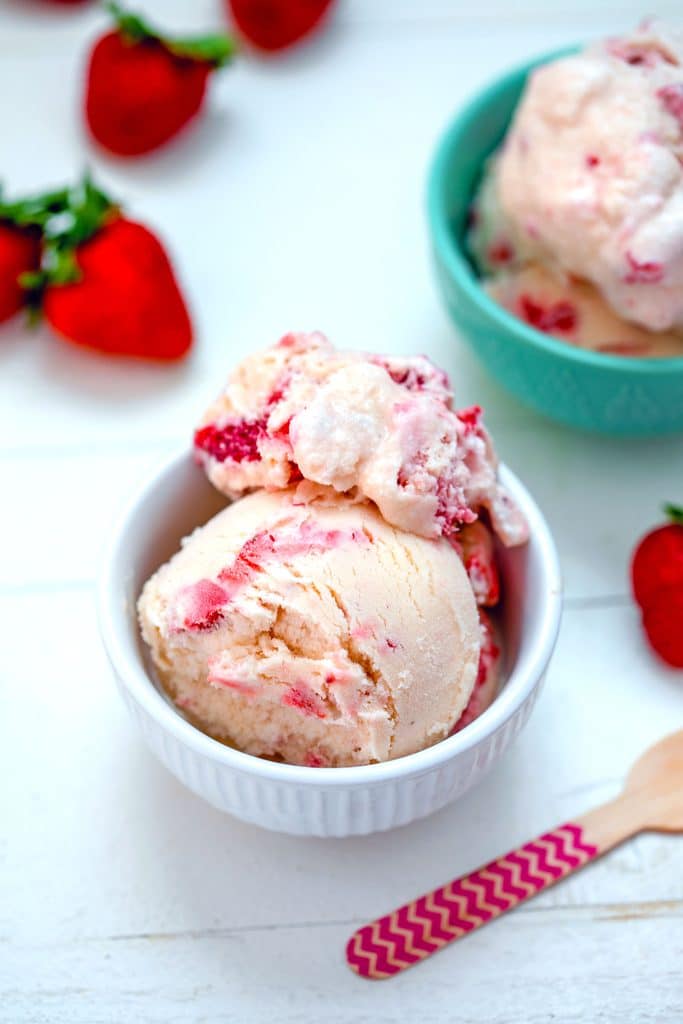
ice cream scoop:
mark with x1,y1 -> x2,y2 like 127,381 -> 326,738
138,488 -> 481,767
193,332 -> 528,546
468,20 -> 683,350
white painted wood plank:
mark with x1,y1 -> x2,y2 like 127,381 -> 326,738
3,909 -> 683,1023
1,4 -> 682,1021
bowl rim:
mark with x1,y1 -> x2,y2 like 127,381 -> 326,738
97,449 -> 562,788
426,48 -> 683,375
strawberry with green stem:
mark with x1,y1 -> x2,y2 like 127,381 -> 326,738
85,3 -> 237,156
22,177 -> 193,361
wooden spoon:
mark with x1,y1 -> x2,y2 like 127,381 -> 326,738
346,729 -> 683,980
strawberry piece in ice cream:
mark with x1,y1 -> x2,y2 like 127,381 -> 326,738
193,332 -> 528,547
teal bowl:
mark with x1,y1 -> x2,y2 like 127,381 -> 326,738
427,51 -> 683,436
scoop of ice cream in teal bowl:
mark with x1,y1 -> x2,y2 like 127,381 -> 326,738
426,50 -> 683,436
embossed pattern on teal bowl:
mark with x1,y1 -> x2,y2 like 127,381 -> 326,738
427,51 -> 683,436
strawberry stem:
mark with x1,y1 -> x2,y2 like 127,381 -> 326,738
43,175 -> 116,250
106,1 -> 238,68
104,2 -> 150,42
0,186 -> 70,228
167,34 -> 238,66
18,175 -> 118,293
0,174 -> 120,321
665,503 -> 683,525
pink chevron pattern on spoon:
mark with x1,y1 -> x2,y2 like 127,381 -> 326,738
346,823 -> 597,980
347,729 -> 683,980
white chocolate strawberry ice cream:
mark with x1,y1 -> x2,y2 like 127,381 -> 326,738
193,332 -> 528,546
487,264 -> 683,358
138,488 -> 482,767
139,336 -> 527,765
468,20 -> 683,355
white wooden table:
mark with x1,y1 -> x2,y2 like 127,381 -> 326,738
2,2 -> 683,1020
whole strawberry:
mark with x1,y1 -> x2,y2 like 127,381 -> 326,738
86,3 -> 236,157
631,504 -> 683,668
0,216 -> 41,324
226,0 -> 335,52
27,178 -> 192,360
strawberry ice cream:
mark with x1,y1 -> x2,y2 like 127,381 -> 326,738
138,489 -> 482,767
468,20 -> 683,356
139,336 -> 527,766
487,264 -> 683,358
453,610 -> 501,733
193,332 -> 528,546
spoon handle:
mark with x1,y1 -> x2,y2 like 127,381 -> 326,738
346,797 -> 637,980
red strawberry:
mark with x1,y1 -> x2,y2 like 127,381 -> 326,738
86,3 -> 236,157
0,220 -> 41,324
631,504 -> 683,610
30,178 -> 192,360
642,585 -> 683,668
226,0 -> 335,52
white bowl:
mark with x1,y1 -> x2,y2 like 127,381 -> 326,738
98,451 -> 561,837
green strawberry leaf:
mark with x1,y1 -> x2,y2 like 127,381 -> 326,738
14,174 -> 118,297
105,2 -> 154,43
665,503 -> 683,525
106,1 -> 238,68
42,246 -> 83,286
45,175 -> 116,249
18,270 -> 45,290
167,34 -> 238,67
0,186 -> 70,228
37,175 -> 118,287
1,173 -> 119,318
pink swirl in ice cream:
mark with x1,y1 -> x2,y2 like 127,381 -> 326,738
194,331 -> 528,546
469,20 -> 683,355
